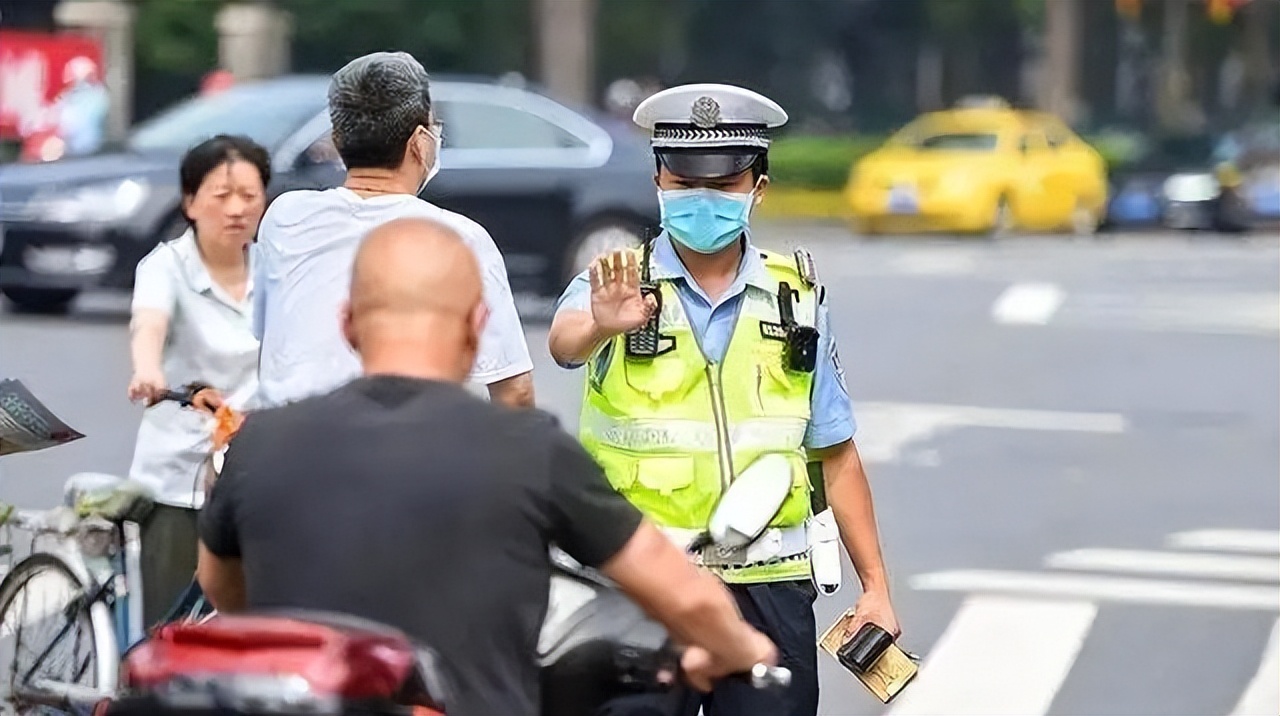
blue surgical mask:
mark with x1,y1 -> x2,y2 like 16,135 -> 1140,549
658,187 -> 756,254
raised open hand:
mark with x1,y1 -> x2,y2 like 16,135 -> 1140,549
589,250 -> 658,336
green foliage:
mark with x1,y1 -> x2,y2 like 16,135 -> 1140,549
0,140 -> 18,164
1013,0 -> 1044,27
281,0 -> 529,76
1086,129 -> 1148,173
133,0 -> 221,74
767,135 -> 886,190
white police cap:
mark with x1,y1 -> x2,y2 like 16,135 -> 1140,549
632,84 -> 788,178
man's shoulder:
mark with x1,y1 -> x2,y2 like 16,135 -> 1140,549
407,200 -> 502,254
463,401 -> 564,449
259,189 -> 350,236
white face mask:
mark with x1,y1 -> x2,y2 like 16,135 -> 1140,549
417,127 -> 442,196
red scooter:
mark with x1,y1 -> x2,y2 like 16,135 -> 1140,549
102,456 -> 797,716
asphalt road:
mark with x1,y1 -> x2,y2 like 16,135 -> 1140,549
1,223 -> 1277,716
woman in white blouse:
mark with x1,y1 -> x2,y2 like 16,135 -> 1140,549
126,134 -> 269,626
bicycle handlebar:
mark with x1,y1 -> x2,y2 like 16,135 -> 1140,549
152,382 -> 214,410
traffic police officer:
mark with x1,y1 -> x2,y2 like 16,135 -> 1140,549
548,83 -> 901,716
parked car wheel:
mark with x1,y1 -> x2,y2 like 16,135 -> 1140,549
565,218 -> 647,283
2,287 -> 78,314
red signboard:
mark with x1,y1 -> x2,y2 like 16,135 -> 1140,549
0,29 -> 103,140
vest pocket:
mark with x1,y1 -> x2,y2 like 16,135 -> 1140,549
635,456 -> 696,495
623,355 -> 696,403
594,452 -> 698,498
755,360 -> 810,418
594,451 -> 638,492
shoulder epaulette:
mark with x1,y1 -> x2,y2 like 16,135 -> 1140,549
793,247 -> 819,289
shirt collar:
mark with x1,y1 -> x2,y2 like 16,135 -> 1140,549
172,228 -> 254,305
649,231 -> 775,297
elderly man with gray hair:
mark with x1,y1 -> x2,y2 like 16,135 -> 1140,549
252,51 -> 535,409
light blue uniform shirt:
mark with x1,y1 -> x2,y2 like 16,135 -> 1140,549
553,233 -> 856,449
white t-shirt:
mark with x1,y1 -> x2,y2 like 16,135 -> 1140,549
128,230 -> 259,508
252,188 -> 533,408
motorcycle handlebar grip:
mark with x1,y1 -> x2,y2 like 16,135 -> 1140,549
748,663 -> 792,690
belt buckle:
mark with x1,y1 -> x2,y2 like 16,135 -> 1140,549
702,528 -> 785,568
701,544 -> 742,568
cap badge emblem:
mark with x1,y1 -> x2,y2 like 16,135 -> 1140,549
690,96 -> 722,129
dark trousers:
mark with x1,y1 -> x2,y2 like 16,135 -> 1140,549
139,504 -> 200,628
598,580 -> 820,716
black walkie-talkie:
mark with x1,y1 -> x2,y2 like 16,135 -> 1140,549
625,237 -> 668,358
777,282 -> 819,373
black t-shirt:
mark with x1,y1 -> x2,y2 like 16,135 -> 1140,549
199,375 -> 643,716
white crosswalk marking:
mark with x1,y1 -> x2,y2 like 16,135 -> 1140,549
991,283 -> 1066,325
906,528 -> 1280,716
1045,548 -> 1280,583
1168,530 -> 1280,556
853,401 -> 1125,465
887,596 -> 1096,716
911,569 -> 1280,610
1231,618 -> 1280,716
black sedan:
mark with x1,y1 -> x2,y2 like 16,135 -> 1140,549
0,74 -> 658,312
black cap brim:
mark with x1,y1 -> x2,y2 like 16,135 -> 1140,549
656,149 -> 762,179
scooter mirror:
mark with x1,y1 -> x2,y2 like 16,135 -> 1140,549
708,453 -> 793,550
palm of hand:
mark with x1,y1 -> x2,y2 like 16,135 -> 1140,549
592,282 -> 651,334
590,250 -> 656,334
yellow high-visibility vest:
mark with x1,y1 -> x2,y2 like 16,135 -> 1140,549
578,248 -> 818,583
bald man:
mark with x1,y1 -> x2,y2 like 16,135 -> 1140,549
197,218 -> 777,716
340,217 -> 491,386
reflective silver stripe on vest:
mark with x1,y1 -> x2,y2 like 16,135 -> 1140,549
582,408 -> 808,453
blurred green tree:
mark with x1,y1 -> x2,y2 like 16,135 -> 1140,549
282,0 -> 529,78
132,0 -> 222,120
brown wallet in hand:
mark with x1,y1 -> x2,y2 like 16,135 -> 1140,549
819,611 -> 920,703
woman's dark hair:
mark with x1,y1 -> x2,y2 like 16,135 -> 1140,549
179,134 -> 272,201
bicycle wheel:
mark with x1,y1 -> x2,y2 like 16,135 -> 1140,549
0,553 -> 117,714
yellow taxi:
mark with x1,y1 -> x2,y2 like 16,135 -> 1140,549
844,98 -> 1108,235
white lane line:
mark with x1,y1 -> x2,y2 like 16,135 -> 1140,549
1045,549 -> 1280,583
991,283 -> 1065,325
853,402 -> 1126,465
1167,530 -> 1280,556
887,596 -> 1095,716
1231,617 -> 1280,716
938,404 -> 1127,433
1055,292 -> 1280,336
891,251 -> 979,276
910,569 -> 1280,611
